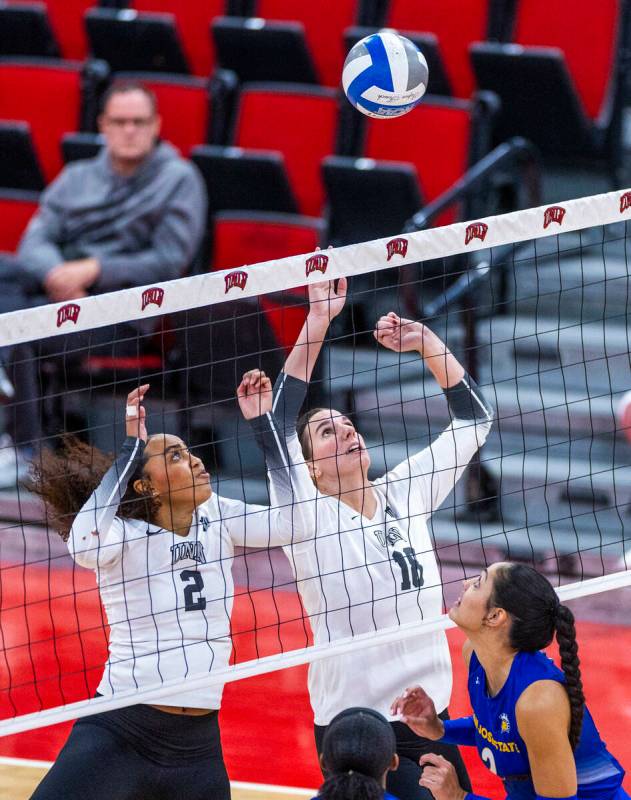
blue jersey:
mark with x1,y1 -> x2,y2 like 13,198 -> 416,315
468,650 -> 625,800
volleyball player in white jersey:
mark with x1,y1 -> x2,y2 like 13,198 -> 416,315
238,279 -> 494,800
29,385 -> 280,800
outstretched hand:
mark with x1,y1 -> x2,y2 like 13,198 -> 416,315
307,278 -> 347,325
237,369 -> 273,419
390,685 -> 444,740
125,384 -> 149,442
374,312 -> 429,353
419,754 -> 467,800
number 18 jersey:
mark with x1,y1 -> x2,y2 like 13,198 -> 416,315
251,374 -> 493,725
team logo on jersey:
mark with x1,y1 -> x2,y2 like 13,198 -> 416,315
305,254 -> 329,277
499,713 -> 510,735
199,515 -> 210,532
170,541 -> 207,566
373,526 -> 404,548
543,205 -> 566,229
620,191 -> 631,213
224,270 -> 248,293
56,303 -> 80,328
386,237 -> 408,260
385,504 -> 396,519
464,222 -> 488,245
141,287 -> 164,311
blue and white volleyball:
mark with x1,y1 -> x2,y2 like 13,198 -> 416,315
342,31 -> 428,119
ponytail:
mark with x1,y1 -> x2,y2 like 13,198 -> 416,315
554,604 -> 585,750
30,435 -> 159,540
318,771 -> 384,800
318,708 -> 395,800
490,564 -> 586,750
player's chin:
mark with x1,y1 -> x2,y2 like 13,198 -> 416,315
191,480 -> 212,502
447,603 -> 460,623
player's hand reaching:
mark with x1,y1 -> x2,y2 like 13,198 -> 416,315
375,313 -> 428,353
125,384 -> 149,442
237,369 -> 273,420
391,685 -> 445,740
307,277 -> 347,325
418,754 -> 467,800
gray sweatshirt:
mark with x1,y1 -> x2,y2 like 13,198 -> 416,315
17,142 -> 207,291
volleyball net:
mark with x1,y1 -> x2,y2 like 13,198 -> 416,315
2,189 -> 631,736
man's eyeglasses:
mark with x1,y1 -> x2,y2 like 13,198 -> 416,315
104,116 -> 156,128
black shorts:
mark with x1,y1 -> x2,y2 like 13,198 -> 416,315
315,708 -> 472,800
30,703 -> 230,800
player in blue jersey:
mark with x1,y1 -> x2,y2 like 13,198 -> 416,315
316,707 -> 400,800
391,562 -> 627,800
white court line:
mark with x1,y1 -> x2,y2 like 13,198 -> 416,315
0,756 -> 316,795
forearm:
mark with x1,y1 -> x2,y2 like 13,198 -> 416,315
439,716 -> 477,746
94,250 -> 182,290
419,329 -> 464,389
443,374 -> 493,422
283,312 -> 330,384
17,227 -> 64,283
68,437 -> 144,567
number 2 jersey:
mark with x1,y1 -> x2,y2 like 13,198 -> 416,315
467,649 -> 625,800
249,372 -> 493,725
68,436 -> 279,710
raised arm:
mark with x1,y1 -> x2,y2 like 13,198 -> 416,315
281,276 -> 347,379
375,314 -> 493,513
68,385 -> 149,569
237,278 -> 346,540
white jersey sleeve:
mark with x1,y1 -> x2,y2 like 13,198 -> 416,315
216,494 -> 286,548
248,373 -> 317,543
67,437 -> 144,569
381,374 -> 494,514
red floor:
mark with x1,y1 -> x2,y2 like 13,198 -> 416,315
1,562 -> 630,796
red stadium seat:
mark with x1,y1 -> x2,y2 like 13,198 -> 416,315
114,73 -> 213,156
512,0 -> 619,120
470,0 -> 626,170
211,211 -> 325,351
0,60 -> 86,183
323,96 -> 496,244
383,0 -> 491,98
364,98 -> 477,222
131,0 -> 230,76
0,189 -> 39,252
253,0 -> 362,87
233,84 -> 340,216
6,0 -> 93,60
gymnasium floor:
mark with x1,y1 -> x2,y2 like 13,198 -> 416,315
1,550 -> 630,799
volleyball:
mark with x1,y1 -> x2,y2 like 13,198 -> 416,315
342,31 -> 428,118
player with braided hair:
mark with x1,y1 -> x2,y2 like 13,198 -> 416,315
392,562 -> 628,800
317,708 -> 399,800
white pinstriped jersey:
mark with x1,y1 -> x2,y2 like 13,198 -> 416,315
68,437 -> 279,709
252,374 -> 493,725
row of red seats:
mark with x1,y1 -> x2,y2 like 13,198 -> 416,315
0,62 -> 489,223
1,0 -> 620,117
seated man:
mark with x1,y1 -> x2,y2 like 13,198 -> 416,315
2,80 -> 207,484
18,79 -> 206,298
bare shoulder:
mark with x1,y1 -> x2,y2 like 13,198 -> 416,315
516,679 -> 570,737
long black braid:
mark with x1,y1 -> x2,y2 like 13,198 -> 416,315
490,564 -> 585,750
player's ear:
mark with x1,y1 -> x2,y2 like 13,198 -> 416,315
133,478 -> 154,497
484,606 -> 507,629
389,753 -> 400,772
307,462 -> 320,483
